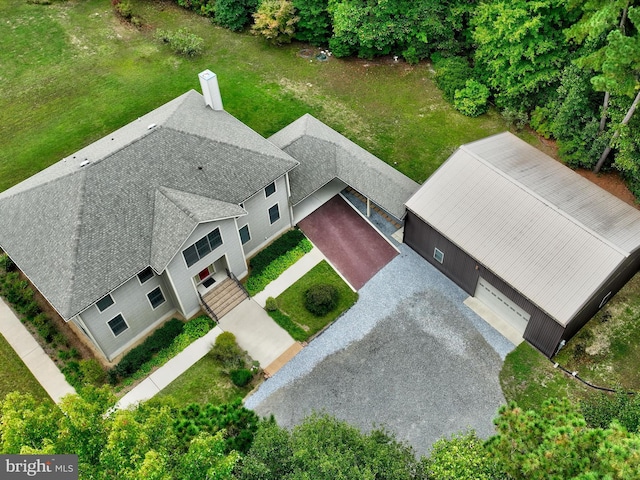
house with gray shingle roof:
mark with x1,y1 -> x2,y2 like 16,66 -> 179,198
0,71 -> 418,362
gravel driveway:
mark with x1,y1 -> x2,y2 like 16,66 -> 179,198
245,239 -> 514,456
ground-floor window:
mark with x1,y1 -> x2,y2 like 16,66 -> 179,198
147,287 -> 166,309
108,314 -> 129,336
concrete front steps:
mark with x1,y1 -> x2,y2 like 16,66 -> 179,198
202,277 -> 248,320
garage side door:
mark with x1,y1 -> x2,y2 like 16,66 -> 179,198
475,277 -> 530,336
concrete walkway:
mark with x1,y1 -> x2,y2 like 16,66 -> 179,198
115,325 -> 225,410
0,298 -> 75,403
115,251 -> 323,409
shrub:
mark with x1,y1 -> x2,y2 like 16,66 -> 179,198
111,319 -> 184,380
251,0 -> 299,46
581,392 -> 640,432
79,359 -> 107,386
454,79 -> 490,117
304,283 -> 339,316
210,332 -> 246,369
154,28 -> 204,57
32,312 -> 53,342
245,230 -> 312,295
214,0 -> 258,31
292,0 -> 331,46
433,56 -> 473,103
176,0 -> 215,17
113,0 -> 133,20
230,368 -> 253,387
265,297 -> 278,312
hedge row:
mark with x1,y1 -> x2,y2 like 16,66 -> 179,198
245,230 -> 313,295
111,316 -> 215,385
109,318 -> 184,382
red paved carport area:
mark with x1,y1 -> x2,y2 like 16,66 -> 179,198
298,195 -> 398,290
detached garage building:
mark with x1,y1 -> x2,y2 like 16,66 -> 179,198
404,132 -> 640,357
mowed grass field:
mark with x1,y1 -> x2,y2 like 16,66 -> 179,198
0,0 -> 513,195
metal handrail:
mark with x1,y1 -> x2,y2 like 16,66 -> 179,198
197,290 -> 218,323
226,268 -> 249,298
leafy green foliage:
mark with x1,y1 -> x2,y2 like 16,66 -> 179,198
230,368 -> 253,387
471,0 -> 575,111
175,0 -> 216,17
265,296 -> 278,312
293,0 -> 331,46
328,0 -> 464,62
487,398 -> 640,479
236,413 -> 424,479
251,0 -> 299,45
426,431 -> 499,480
245,230 -> 312,295
453,79 -> 490,117
304,283 -> 339,316
210,332 -> 246,370
111,319 -> 184,381
173,399 -> 259,453
154,28 -> 205,56
214,0 -> 258,31
433,55 -> 473,103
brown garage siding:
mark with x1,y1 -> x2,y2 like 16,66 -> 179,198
563,249 -> 640,343
405,209 -> 567,357
404,210 -> 479,294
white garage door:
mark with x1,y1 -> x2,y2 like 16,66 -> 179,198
475,277 -> 530,336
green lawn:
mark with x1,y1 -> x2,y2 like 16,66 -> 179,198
273,260 -> 358,341
0,0 -> 516,195
155,354 -> 252,407
501,272 -> 640,410
0,334 -> 49,401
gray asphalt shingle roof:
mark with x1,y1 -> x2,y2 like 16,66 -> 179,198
269,114 -> 419,220
0,90 -> 297,319
406,132 -> 640,326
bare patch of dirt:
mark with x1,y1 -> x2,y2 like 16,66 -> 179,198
532,132 -> 639,209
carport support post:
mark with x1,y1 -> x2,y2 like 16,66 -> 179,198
366,197 -> 370,217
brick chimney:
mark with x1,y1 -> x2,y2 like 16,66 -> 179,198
198,70 -> 223,111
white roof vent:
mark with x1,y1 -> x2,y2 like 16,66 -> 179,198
198,70 -> 224,111
148,123 -> 157,130
79,160 -> 91,167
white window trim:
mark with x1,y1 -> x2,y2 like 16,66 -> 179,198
96,294 -> 114,313
146,286 -> 166,310
239,223 -> 251,244
264,181 -> 277,198
107,313 -> 129,338
137,266 -> 154,285
268,203 -> 281,225
433,247 -> 444,264
182,226 -> 224,269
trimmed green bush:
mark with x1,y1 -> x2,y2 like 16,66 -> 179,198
230,368 -> 253,387
111,318 -> 184,380
79,358 -> 107,386
433,56 -> 473,103
304,283 -> 339,316
265,297 -> 278,312
210,332 -> 245,369
454,79 -> 490,117
249,229 -> 309,273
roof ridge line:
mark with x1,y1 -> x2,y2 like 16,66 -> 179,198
459,144 -> 630,257
62,169 -> 89,318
